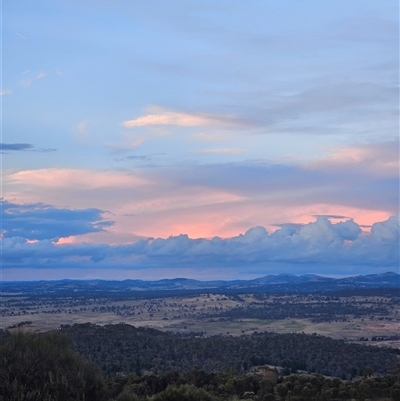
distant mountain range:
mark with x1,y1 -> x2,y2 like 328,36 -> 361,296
2,272 -> 399,296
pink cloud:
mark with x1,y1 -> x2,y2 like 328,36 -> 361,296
122,106 -> 250,129
305,141 -> 399,178
3,215 -> 398,276
3,176 -> 394,243
7,168 -> 151,189
55,236 -> 88,245
280,204 -> 393,232
3,140 -> 398,244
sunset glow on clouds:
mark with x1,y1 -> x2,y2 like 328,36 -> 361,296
2,202 -> 398,280
2,0 -> 398,280
122,107 -> 250,130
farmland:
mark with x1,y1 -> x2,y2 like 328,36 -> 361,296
3,284 -> 399,347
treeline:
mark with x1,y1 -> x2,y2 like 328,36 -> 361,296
1,330 -> 400,401
205,301 -> 388,322
110,369 -> 400,401
60,323 -> 399,379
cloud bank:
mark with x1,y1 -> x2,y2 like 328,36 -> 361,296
2,200 -> 398,276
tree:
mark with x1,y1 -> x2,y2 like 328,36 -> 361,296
390,384 -> 400,401
151,384 -> 217,401
0,331 -> 106,401
275,383 -> 287,401
362,366 -> 373,378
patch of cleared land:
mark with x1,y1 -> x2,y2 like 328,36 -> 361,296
2,292 -> 399,348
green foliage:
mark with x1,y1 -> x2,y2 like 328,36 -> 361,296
362,366 -> 373,378
151,384 -> 217,401
0,331 -> 106,401
61,323 -> 398,378
116,391 -> 140,401
105,368 -> 400,401
391,384 -> 400,401
2,328 -> 400,401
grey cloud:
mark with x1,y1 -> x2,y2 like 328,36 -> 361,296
272,223 -> 304,230
1,200 -> 114,241
0,143 -> 56,153
34,148 -> 57,153
114,155 -> 151,162
161,162 -> 326,193
2,215 -> 398,275
125,155 -> 150,161
235,81 -> 398,136
154,151 -> 399,212
74,2 -> 396,141
1,143 -> 34,151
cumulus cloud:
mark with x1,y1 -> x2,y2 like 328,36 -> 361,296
2,213 -> 398,275
332,219 -> 361,240
1,200 -> 114,241
370,215 -> 399,241
122,106 -> 251,129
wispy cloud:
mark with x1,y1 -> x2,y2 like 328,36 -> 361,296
20,71 -> 47,87
305,141 -> 399,178
113,154 -> 152,162
122,106 -> 252,129
3,139 -> 398,241
7,168 -> 151,189
35,72 -> 46,80
1,89 -> 12,96
199,148 -> 245,155
72,121 -> 93,145
1,143 -> 56,153
15,32 -> 27,40
1,143 -> 34,151
312,214 -> 349,220
34,148 -> 57,153
191,132 -> 229,142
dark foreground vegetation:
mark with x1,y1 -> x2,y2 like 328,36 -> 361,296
60,323 -> 399,379
1,328 -> 400,401
0,330 -> 105,400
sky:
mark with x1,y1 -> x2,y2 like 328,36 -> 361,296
1,0 -> 399,281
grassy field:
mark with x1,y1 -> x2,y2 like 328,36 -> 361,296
3,292 -> 400,348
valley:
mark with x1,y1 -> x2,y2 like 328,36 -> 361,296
2,273 -> 399,347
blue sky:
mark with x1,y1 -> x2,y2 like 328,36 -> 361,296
2,1 -> 399,280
